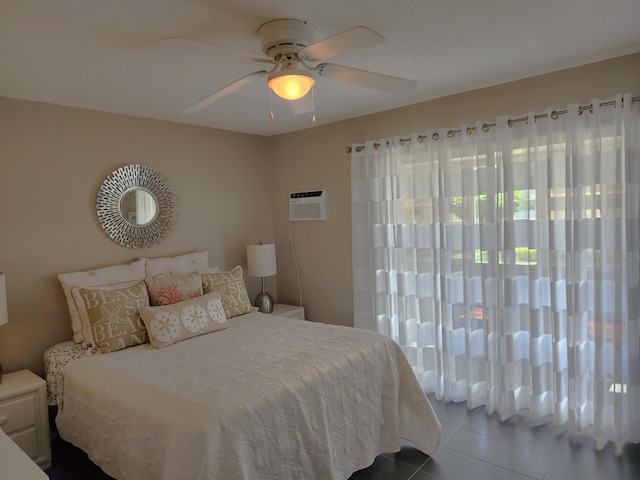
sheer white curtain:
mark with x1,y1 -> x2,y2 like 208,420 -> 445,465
351,94 -> 640,452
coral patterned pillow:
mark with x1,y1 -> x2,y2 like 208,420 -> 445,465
144,273 -> 203,306
139,291 -> 228,348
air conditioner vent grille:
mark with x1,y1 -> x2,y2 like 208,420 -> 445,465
289,189 -> 326,221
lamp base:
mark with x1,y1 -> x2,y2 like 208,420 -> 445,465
254,291 -> 274,314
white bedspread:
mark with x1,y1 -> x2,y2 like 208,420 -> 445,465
55,312 -> 440,480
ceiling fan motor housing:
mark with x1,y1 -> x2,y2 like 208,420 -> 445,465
257,18 -> 315,59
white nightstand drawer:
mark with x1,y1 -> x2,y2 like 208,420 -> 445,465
0,370 -> 51,469
0,394 -> 37,434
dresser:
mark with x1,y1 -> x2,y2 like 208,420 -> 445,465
271,304 -> 306,320
0,370 -> 51,470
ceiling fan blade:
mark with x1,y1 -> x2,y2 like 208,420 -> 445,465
317,63 -> 417,94
301,26 -> 385,61
160,37 -> 271,63
182,71 -> 267,114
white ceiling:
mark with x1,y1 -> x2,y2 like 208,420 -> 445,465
2,0 -> 640,136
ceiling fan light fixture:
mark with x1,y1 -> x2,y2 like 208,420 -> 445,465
268,70 -> 315,100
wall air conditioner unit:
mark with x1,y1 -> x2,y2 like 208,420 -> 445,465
289,190 -> 326,221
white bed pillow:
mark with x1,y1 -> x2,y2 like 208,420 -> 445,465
141,250 -> 210,277
198,266 -> 220,274
140,291 -> 227,348
58,259 -> 146,345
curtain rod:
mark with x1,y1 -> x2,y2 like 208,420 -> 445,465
345,95 -> 640,154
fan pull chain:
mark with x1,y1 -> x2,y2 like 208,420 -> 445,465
268,88 -> 275,119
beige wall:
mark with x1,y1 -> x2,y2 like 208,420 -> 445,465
0,99 -> 275,375
270,52 -> 640,326
1,52 -> 639,376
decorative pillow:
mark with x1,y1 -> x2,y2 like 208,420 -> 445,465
139,291 -> 228,349
141,250 -> 209,277
71,280 -> 141,349
77,280 -> 150,354
145,273 -> 203,306
201,265 -> 255,318
57,259 -> 146,345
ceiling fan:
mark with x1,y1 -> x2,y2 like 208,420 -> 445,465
165,18 -> 417,115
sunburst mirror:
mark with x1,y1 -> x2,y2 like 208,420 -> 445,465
96,164 -> 179,248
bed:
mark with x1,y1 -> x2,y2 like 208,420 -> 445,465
46,251 -> 441,479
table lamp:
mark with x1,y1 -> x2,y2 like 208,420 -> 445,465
246,243 -> 277,313
0,273 -> 8,384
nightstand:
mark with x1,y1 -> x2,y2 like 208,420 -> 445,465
271,304 -> 305,320
0,370 -> 51,470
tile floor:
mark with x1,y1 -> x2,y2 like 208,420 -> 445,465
45,394 -> 640,479
350,393 -> 640,480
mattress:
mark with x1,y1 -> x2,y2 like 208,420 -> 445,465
51,312 -> 441,479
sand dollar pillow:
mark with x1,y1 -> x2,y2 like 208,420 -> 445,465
77,280 -> 150,354
139,291 -> 228,348
201,265 -> 255,318
145,272 -> 203,306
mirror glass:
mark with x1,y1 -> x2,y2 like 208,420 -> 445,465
97,164 -> 179,248
120,189 -> 158,226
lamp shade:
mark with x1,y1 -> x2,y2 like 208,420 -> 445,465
0,273 -> 8,327
268,71 -> 315,100
246,244 -> 277,278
